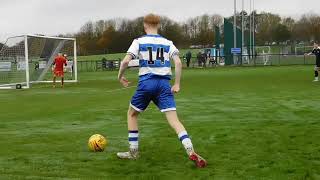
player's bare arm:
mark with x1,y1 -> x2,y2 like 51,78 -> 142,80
306,44 -> 319,55
306,49 -> 315,56
118,54 -> 133,87
172,54 -> 182,93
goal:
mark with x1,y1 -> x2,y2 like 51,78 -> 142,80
255,46 -> 271,55
295,45 -> 314,55
0,35 -> 78,89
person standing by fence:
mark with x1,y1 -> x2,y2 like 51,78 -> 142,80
197,51 -> 202,67
306,42 -> 320,82
185,51 -> 192,68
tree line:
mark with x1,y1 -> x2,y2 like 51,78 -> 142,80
72,14 -> 223,56
68,12 -> 320,56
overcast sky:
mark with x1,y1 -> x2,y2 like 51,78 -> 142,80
0,0 -> 319,42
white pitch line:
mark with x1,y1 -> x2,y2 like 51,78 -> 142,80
105,86 -> 136,93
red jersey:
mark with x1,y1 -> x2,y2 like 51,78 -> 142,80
54,56 -> 67,71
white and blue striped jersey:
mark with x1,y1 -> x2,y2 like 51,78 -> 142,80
127,34 -> 179,81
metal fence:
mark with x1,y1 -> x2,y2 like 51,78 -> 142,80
76,54 -> 317,72
187,54 -> 316,68
77,59 -> 121,72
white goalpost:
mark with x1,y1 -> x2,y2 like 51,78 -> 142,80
0,35 -> 78,89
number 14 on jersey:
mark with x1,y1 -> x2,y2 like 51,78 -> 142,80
147,47 -> 165,65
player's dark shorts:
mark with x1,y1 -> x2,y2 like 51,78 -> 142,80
315,59 -> 320,71
130,77 -> 176,113
54,70 -> 64,77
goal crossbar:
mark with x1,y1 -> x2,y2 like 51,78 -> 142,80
26,34 -> 76,41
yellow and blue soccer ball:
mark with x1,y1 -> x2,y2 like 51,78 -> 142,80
88,134 -> 107,152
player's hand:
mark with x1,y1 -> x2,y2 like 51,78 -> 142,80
119,76 -> 130,87
171,84 -> 180,93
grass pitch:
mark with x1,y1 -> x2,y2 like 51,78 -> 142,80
0,66 -> 320,179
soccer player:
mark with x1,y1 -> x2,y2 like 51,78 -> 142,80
306,42 -> 320,82
52,53 -> 67,88
116,14 -> 207,168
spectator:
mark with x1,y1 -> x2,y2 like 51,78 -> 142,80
201,51 -> 207,68
34,62 -> 39,70
185,51 -> 192,68
204,50 -> 211,67
197,52 -> 202,67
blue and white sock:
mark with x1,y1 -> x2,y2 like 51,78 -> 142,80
128,130 -> 139,150
178,131 -> 194,155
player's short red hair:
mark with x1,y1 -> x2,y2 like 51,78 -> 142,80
144,14 -> 161,26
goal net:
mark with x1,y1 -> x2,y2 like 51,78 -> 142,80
255,46 -> 271,55
0,35 -> 77,89
295,46 -> 314,55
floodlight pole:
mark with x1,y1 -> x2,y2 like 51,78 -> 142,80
252,0 -> 255,57
241,0 -> 244,63
234,0 -> 237,49
249,0 -> 252,59
234,0 -> 237,64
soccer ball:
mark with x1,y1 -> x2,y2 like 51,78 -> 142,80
88,134 -> 107,152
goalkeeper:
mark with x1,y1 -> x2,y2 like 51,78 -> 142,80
52,53 -> 67,88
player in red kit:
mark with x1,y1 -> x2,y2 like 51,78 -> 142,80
52,53 -> 67,88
